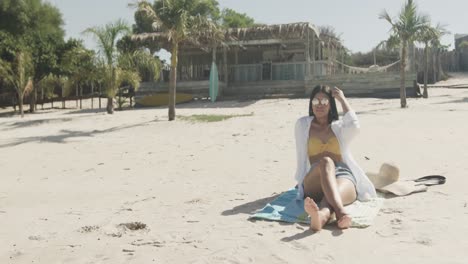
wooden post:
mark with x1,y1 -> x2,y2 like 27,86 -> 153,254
234,47 -> 238,64
312,33 -> 316,76
341,48 -> 345,74
319,41 -> 322,60
222,46 -> 228,97
305,29 -> 311,79
329,42 -> 334,75
432,48 -> 437,83
327,41 -> 331,75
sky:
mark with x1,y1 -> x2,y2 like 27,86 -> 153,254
48,0 -> 467,56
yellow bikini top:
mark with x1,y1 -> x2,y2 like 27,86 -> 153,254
308,136 -> 342,158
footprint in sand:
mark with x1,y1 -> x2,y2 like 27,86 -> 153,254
28,235 -> 44,241
130,239 -> 165,247
380,208 -> 404,214
414,237 -> 432,246
79,225 -> 100,233
118,222 -> 147,231
376,218 -> 403,237
390,218 -> 403,230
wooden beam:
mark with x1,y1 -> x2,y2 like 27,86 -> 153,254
226,39 -> 303,46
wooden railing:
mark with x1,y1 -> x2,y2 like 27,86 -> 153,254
228,61 -> 331,82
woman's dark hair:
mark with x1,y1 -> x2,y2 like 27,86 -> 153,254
308,84 -> 339,123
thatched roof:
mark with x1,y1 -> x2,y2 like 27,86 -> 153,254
226,22 -> 321,43
131,22 -> 324,50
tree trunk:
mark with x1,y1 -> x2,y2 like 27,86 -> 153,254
99,84 -> 102,109
41,85 -> 44,110
19,93 -> 24,118
432,47 -> 437,83
222,46 -> 228,98
118,89 -> 122,111
29,82 -> 36,113
91,82 -> 94,109
400,44 -> 408,108
106,97 -> 114,114
12,93 -> 17,112
62,85 -> 65,109
373,49 -> 377,65
423,44 -> 428,98
168,42 -> 178,121
79,84 -> 82,109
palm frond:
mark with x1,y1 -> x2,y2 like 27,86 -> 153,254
116,68 -> 141,91
83,20 -> 130,65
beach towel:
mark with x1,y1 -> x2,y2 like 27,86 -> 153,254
251,188 -> 384,228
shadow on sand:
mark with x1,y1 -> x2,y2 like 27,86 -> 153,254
0,121 -> 154,148
135,99 -> 258,110
433,97 -> 468,105
221,193 -> 281,216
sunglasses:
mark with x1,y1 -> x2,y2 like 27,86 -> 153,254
312,98 -> 329,106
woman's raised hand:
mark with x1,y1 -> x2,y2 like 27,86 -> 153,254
332,86 -> 345,102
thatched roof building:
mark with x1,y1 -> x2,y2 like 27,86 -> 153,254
133,22 -> 344,83
133,22 -> 350,99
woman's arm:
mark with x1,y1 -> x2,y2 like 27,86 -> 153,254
332,86 -> 351,114
333,87 -> 360,141
294,117 -> 308,199
294,118 -> 307,182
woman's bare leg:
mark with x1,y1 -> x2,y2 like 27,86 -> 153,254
335,178 -> 357,229
302,159 -> 357,230
318,157 -> 356,229
303,165 -> 330,231
304,197 -> 331,231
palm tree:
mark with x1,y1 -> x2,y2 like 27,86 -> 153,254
131,0 -> 224,121
83,19 -> 141,114
417,24 -> 447,98
0,51 -> 34,117
379,0 -> 430,108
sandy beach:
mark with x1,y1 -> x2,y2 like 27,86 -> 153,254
1,73 -> 468,264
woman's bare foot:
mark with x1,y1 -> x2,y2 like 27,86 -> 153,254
336,211 -> 352,229
304,197 -> 329,231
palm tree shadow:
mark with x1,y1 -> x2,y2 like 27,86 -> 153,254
221,193 -> 281,216
433,97 -> 468,104
0,121 -> 154,148
65,108 -> 107,115
2,117 -> 74,131
174,99 -> 257,109
0,110 -> 16,118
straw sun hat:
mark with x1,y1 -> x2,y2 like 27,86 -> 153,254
367,163 -> 446,196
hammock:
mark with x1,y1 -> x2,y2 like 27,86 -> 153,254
334,60 -> 400,74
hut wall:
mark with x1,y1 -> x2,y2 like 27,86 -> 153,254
306,72 -> 418,98
137,80 -> 226,99
460,49 -> 468,71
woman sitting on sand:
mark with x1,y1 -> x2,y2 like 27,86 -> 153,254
294,85 -> 376,231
